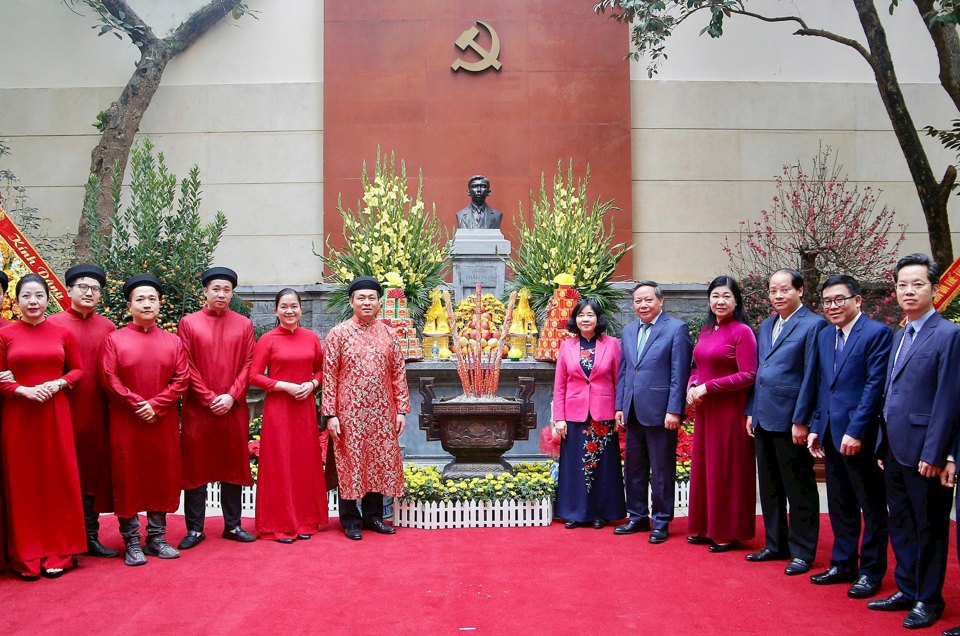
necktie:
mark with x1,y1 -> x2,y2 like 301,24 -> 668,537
771,317 -> 783,345
885,324 -> 915,421
636,323 -> 651,363
834,329 -> 844,372
473,206 -> 483,227
893,324 -> 915,375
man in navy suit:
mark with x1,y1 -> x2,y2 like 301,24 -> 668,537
614,281 -> 693,544
807,275 -> 891,600
745,269 -> 825,576
866,253 -> 960,630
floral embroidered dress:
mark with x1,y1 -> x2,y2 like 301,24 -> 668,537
321,316 -> 409,500
554,336 -> 626,523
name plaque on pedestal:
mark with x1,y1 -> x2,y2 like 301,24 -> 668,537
451,229 -> 511,302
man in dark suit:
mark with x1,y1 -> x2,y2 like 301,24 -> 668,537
939,404 -> 960,636
866,253 -> 960,630
807,275 -> 891,599
455,176 -> 503,229
745,268 -> 825,576
614,281 -> 693,544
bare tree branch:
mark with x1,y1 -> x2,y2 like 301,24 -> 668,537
73,0 -> 245,261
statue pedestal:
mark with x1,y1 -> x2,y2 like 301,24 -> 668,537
451,229 -> 511,302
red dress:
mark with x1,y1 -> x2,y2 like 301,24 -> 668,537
48,308 -> 116,508
321,317 -> 409,500
0,317 -> 11,573
687,320 -> 758,543
179,308 -> 255,489
0,320 -> 86,576
99,322 -> 189,517
250,326 -> 327,539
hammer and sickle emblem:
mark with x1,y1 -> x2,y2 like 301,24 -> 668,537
451,21 -> 502,72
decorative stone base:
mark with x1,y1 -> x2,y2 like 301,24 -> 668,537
394,497 -> 553,529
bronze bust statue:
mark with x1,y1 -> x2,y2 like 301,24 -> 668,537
455,175 -> 503,230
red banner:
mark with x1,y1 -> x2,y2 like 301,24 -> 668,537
935,254 -> 960,311
0,205 -> 70,311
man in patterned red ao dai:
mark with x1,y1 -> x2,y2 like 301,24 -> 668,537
322,276 -> 409,541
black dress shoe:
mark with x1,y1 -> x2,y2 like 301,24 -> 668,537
86,538 -> 120,558
15,572 -> 40,582
363,519 -> 396,535
296,533 -> 312,541
810,565 -> 857,585
708,541 -> 739,553
592,520 -> 607,529
745,547 -> 789,562
564,520 -> 586,529
649,528 -> 668,544
847,575 -> 882,599
344,528 -> 362,541
942,624 -> 960,636
222,526 -> 257,543
687,535 -> 713,545
785,558 -> 811,575
177,531 -> 205,550
867,590 -> 914,611
614,519 -> 650,535
276,538 -> 295,544
903,602 -> 943,629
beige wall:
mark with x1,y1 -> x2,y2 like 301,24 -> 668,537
630,80 -> 958,283
627,3 -> 958,283
0,0 -> 324,286
1,1 -> 957,286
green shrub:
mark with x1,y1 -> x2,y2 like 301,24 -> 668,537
82,138 -> 227,331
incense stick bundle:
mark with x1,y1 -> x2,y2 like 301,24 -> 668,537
490,291 -> 517,397
443,290 -> 471,395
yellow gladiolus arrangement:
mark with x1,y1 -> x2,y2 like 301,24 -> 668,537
506,160 -> 632,322
319,148 -> 450,321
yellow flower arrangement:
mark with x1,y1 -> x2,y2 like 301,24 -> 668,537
319,149 -> 450,321
506,161 -> 632,323
401,461 -> 556,503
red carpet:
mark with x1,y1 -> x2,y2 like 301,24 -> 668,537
1,514 -> 959,635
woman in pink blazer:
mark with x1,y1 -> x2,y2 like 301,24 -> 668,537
553,298 -> 626,528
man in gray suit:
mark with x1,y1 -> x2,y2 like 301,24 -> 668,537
614,281 -> 693,544
867,253 -> 960,631
746,268 -> 826,576
455,176 -> 503,230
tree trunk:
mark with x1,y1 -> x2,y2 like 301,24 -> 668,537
854,0 -> 955,266
72,0 -> 243,263
798,249 -> 820,308
74,43 -> 171,261
914,0 -> 960,112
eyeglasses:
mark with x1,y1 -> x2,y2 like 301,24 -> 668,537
895,282 -> 930,291
820,295 -> 855,308
73,283 -> 102,294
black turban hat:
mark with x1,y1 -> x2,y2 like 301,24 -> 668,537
201,266 -> 238,288
123,274 -> 163,301
347,276 -> 382,297
65,264 -> 107,288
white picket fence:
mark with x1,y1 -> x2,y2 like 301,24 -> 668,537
393,497 -> 554,529
193,483 -> 339,518
191,481 -> 689,524
676,481 -> 690,514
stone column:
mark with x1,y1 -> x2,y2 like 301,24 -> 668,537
450,229 -> 511,302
